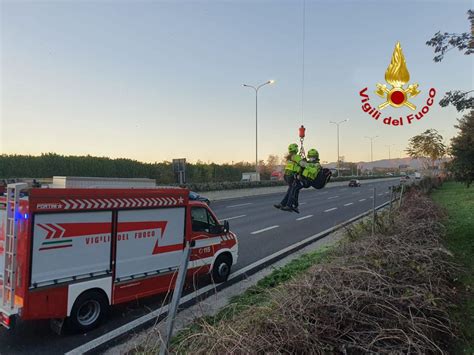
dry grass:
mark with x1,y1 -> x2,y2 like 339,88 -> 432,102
174,190 -> 460,354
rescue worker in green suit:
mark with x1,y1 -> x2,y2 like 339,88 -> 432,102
274,143 -> 302,210
281,148 -> 321,213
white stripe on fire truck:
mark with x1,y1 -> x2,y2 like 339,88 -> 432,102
54,223 -> 66,238
188,256 -> 214,269
39,223 -> 56,237
58,196 -> 181,210
192,237 -> 224,248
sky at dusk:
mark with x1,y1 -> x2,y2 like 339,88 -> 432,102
1,0 -> 472,164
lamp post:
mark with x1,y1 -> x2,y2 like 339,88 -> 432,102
365,135 -> 378,174
329,119 -> 348,177
385,144 -> 396,160
385,144 -> 396,174
243,80 -> 275,180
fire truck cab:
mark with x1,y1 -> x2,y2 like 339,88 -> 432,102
0,181 -> 238,332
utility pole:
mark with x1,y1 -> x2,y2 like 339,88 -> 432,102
243,80 -> 275,180
330,119 -> 348,177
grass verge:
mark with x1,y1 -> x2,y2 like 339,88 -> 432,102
432,181 -> 474,353
131,244 -> 335,353
170,245 -> 333,349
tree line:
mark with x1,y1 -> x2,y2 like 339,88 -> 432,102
0,153 -> 264,183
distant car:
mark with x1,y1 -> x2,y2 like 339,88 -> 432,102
189,191 -> 210,205
348,179 -> 361,187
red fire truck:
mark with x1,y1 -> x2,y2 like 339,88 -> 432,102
0,182 -> 238,332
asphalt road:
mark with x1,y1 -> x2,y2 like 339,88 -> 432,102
0,178 -> 399,354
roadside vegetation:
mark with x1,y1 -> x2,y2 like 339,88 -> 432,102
133,245 -> 335,353
135,178 -> 463,354
0,153 -> 397,192
432,182 -> 474,352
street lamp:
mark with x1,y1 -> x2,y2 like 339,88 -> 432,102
243,80 -> 275,180
329,119 -> 348,177
385,144 -> 395,160
365,135 -> 378,173
385,144 -> 396,174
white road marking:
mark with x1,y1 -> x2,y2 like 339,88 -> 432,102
352,191 -> 361,194
385,191 -> 389,194
324,207 -> 338,212
251,225 -> 279,235
226,202 -> 252,208
378,193 -> 384,196
344,203 -> 354,206
327,196 -> 339,200
369,196 -> 374,199
319,191 -> 329,194
296,214 -> 313,221
218,214 -> 246,222
299,202 -> 307,205
359,199 -> 366,202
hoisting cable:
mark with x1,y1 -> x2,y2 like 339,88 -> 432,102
299,0 -> 307,159
301,0 -> 306,127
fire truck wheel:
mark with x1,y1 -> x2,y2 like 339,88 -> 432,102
69,290 -> 109,332
212,254 -> 232,283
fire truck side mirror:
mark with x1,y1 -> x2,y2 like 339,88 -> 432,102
223,220 -> 229,234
